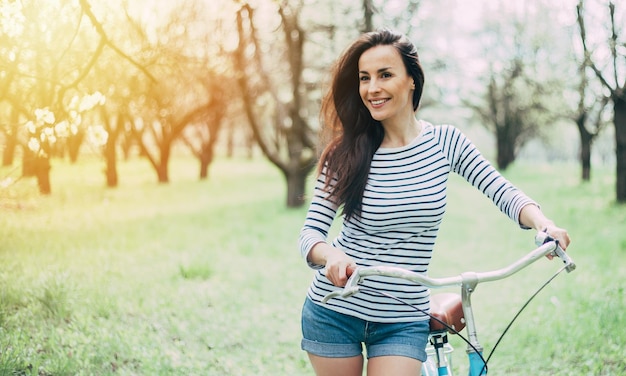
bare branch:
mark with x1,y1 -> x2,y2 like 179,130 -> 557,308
170,103 -> 212,139
577,0 -> 619,93
234,4 -> 285,170
58,38 -> 106,101
609,2 -> 619,90
78,0 -> 156,82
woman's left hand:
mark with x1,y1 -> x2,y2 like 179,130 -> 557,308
543,223 -> 571,251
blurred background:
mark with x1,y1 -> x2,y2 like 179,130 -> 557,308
0,0 -> 624,205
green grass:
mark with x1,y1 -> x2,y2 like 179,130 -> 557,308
0,155 -> 624,375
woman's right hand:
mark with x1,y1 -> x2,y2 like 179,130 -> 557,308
324,249 -> 358,287
308,243 -> 357,287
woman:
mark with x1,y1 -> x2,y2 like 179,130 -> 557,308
298,29 -> 570,376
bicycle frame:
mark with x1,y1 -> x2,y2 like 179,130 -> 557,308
322,235 -> 576,376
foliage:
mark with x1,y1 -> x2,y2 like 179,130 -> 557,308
24,95 -> 107,157
0,156 -> 624,375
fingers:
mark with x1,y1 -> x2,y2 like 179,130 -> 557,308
558,233 -> 571,250
346,263 -> 358,277
325,259 -> 357,287
544,224 -> 571,251
326,264 -> 350,286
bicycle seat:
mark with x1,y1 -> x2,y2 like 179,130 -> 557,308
429,292 -> 465,333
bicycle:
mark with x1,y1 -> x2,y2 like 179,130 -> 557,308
322,232 -> 576,375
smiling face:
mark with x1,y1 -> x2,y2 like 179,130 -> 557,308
358,45 -> 415,126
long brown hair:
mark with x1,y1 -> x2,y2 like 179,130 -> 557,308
318,28 -> 425,220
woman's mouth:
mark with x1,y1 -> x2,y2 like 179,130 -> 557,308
370,98 -> 389,107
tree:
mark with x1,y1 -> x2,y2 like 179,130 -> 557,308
572,61 -> 610,181
463,1 -> 563,170
485,61 -> 544,170
99,108 -> 121,187
0,0 -> 110,194
180,80 -> 228,180
127,91 -> 212,183
125,5 -> 224,183
234,2 -> 317,207
470,57 -> 559,170
577,0 -> 626,202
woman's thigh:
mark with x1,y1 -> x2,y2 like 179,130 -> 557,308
308,353 -> 364,376
367,355 -> 422,376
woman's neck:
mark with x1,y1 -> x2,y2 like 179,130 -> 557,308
380,116 -> 421,148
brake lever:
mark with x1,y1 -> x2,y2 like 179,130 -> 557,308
552,244 -> 576,273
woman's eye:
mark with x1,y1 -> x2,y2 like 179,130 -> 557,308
381,72 -> 392,78
359,76 -> 370,82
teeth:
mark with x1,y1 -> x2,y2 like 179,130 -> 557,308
371,99 -> 387,105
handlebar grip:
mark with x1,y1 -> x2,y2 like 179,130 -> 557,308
535,231 -> 576,273
534,231 -> 550,246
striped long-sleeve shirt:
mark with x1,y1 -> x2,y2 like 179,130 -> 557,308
299,121 -> 536,323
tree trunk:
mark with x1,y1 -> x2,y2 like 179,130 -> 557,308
157,145 -> 170,183
199,138 -> 214,180
495,129 -> 515,170
1,130 -> 17,167
576,113 -> 593,181
580,135 -> 592,181
199,156 -> 209,179
22,149 -> 36,177
105,148 -> 118,187
157,165 -> 168,183
285,169 -> 308,207
226,129 -> 234,158
614,94 -> 626,203
67,130 -> 85,164
362,0 -> 374,32
104,131 -> 118,188
35,156 -> 51,194
200,118 -> 221,180
199,136 -> 217,180
2,109 -> 18,167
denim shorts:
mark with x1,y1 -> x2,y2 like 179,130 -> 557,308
301,297 -> 429,362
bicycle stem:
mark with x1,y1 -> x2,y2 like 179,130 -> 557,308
460,272 -> 483,355
461,272 -> 490,375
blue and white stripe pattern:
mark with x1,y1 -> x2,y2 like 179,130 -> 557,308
299,121 -> 536,323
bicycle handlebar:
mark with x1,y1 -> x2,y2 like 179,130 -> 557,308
322,233 -> 575,303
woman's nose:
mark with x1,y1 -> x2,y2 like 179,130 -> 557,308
368,79 -> 381,93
